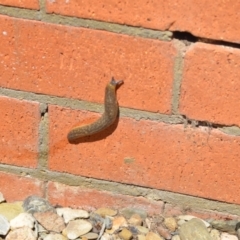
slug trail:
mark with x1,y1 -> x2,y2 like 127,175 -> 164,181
67,77 -> 123,141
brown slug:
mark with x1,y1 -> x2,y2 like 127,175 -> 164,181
67,77 -> 123,141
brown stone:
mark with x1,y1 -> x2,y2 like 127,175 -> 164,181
146,232 -> 164,240
164,217 -> 177,232
119,228 -> 133,240
157,225 -> 171,239
34,211 -> 65,233
128,214 -> 143,226
6,227 -> 36,240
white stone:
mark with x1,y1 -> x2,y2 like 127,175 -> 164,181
6,227 -> 36,240
210,229 -> 221,240
220,232 -> 238,240
56,207 -> 89,223
100,233 -> 116,240
43,233 -> 67,240
0,214 -> 10,235
172,236 -> 181,240
62,219 -> 92,240
178,215 -> 196,221
10,212 -> 35,230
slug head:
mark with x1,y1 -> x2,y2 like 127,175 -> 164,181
109,77 -> 123,89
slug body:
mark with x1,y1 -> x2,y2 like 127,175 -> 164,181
67,78 -> 123,141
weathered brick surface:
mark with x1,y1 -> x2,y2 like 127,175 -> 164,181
49,105 -> 240,204
164,203 -> 239,220
0,96 -> 39,167
0,15 -> 176,114
0,172 -> 44,201
47,181 -> 164,215
0,0 -> 39,9
179,43 -> 240,126
186,209 -> 240,221
46,0 -> 240,43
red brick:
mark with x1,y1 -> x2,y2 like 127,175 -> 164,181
0,15 -> 176,113
163,203 -> 184,217
46,0 -> 240,43
49,105 -> 240,205
0,96 -> 39,167
0,172 -> 44,201
169,1 -> 240,43
0,0 -> 39,9
179,43 -> 240,126
47,181 -> 164,215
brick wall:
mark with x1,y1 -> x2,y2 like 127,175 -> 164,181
0,0 -> 240,216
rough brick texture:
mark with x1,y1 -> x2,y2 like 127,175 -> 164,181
0,96 -> 40,167
0,0 -> 39,9
0,172 -> 44,201
46,0 -> 240,43
0,2 -> 239,211
49,105 -> 240,204
180,43 -> 240,126
47,181 -> 164,215
0,15 -> 176,114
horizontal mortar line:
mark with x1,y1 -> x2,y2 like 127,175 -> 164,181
0,87 -> 240,135
1,6 -> 240,48
0,5 -> 172,41
0,164 -> 240,215
0,87 -> 184,124
0,87 -> 239,135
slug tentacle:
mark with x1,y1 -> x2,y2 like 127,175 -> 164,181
67,77 -> 123,141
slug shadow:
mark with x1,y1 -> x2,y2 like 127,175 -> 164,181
68,115 -> 120,144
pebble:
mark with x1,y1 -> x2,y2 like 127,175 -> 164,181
106,216 -> 127,234
10,212 -> 35,230
0,193 -> 239,240
164,217 -> 178,231
157,225 -> 171,239
178,215 -> 210,227
172,235 -> 181,240
34,211 -> 65,233
208,220 -> 238,234
23,196 -> 55,214
136,226 -> 149,235
178,215 -> 196,221
145,218 -> 151,229
118,228 -> 133,240
95,208 -> 117,217
56,207 -> 89,223
101,233 -> 114,240
220,232 -> 238,240
146,232 -> 164,240
179,218 -> 213,240
43,233 -> 67,240
62,219 -> 92,239
0,214 -> 10,235
81,232 -> 99,239
138,235 -> 146,240
177,219 -> 186,226
6,227 -> 36,240
210,229 -> 221,240
120,208 -> 147,219
0,202 -> 23,221
128,225 -> 139,235
128,214 -> 143,226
